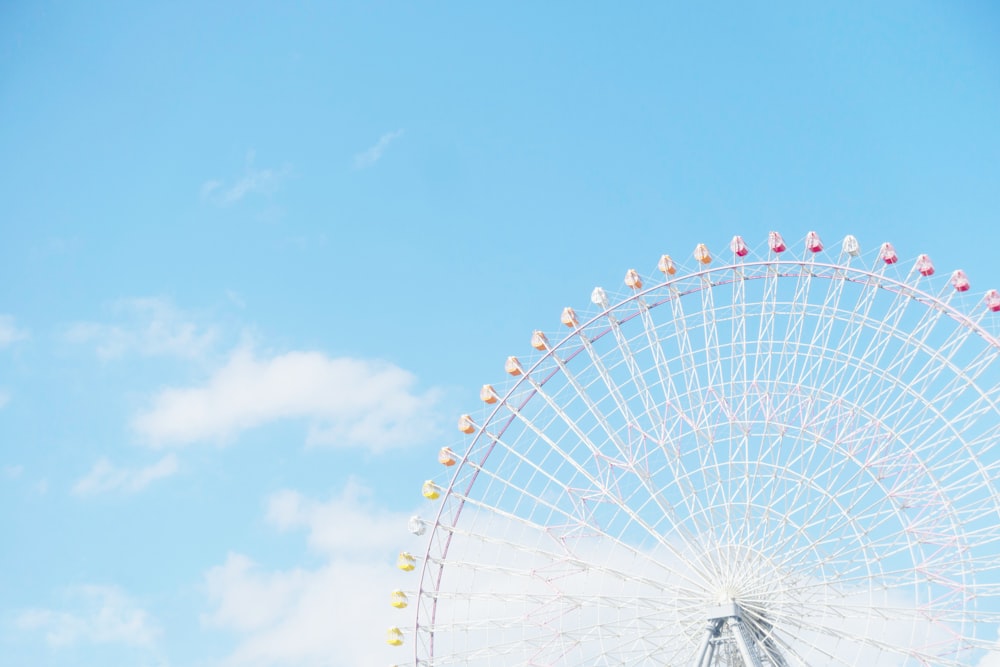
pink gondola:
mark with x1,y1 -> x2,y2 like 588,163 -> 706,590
880,242 -> 898,264
805,231 -> 823,253
985,290 -> 1000,312
730,235 -> 749,257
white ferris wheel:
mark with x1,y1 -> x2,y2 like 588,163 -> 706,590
388,231 -> 1000,666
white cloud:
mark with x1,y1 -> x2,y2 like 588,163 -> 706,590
72,454 -> 178,496
976,627 -> 1000,666
65,297 -> 216,360
204,479 -> 980,667
352,130 -> 403,169
0,314 -> 29,346
15,584 -> 159,647
202,150 -> 289,206
202,482 -> 413,667
265,479 -> 407,556
2,464 -> 23,479
0,389 -> 9,409
132,347 -> 441,450
204,556 -> 403,667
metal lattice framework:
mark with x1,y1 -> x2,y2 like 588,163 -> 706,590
391,232 -> 1000,666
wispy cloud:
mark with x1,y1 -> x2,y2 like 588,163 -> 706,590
72,455 -> 178,496
202,150 -> 290,206
0,315 -> 29,347
977,629 -> 1000,666
16,585 -> 159,647
265,478 -> 408,556
64,297 -> 217,360
352,129 -> 404,169
132,347 -> 441,451
201,481 -> 413,666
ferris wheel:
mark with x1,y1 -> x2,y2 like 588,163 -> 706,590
388,231 -> 1000,666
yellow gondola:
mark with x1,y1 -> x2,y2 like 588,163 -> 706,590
422,480 -> 441,500
396,552 -> 416,571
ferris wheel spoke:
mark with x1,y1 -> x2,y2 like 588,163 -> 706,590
667,280 -> 715,437
544,337 -> 708,542
728,263 -> 751,450
764,374 -> 968,568
732,418 -> 880,564
421,632 -> 559,666
537,350 -> 728,538
793,261 -> 852,404
748,425 -> 854,550
874,288 -> 966,392
591,290 -> 662,434
876,334 -> 985,448
424,599 -> 700,664
777,598 -> 994,625
665,285 -> 736,557
697,272 -> 752,554
855,387 -> 981,518
749,261 -> 781,402
513,370 -> 710,553
570,332 -> 653,454
446,493 -> 700,590
632,289 -> 715,525
429,552 -> 671,597
697,274 -> 726,397
772,606 -> 971,667
772,485 -> 914,577
770,261 -> 821,403
829,268 -> 928,419
440,454 -> 709,591
493,396 -> 715,586
423,590 -> 682,611
894,375 -> 1000,478
759,473 -> 907,583
812,273 -> 887,428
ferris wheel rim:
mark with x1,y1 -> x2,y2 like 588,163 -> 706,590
423,256 -> 1000,556
403,241 -> 1000,666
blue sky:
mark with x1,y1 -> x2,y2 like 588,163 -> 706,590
1,2 -> 999,665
